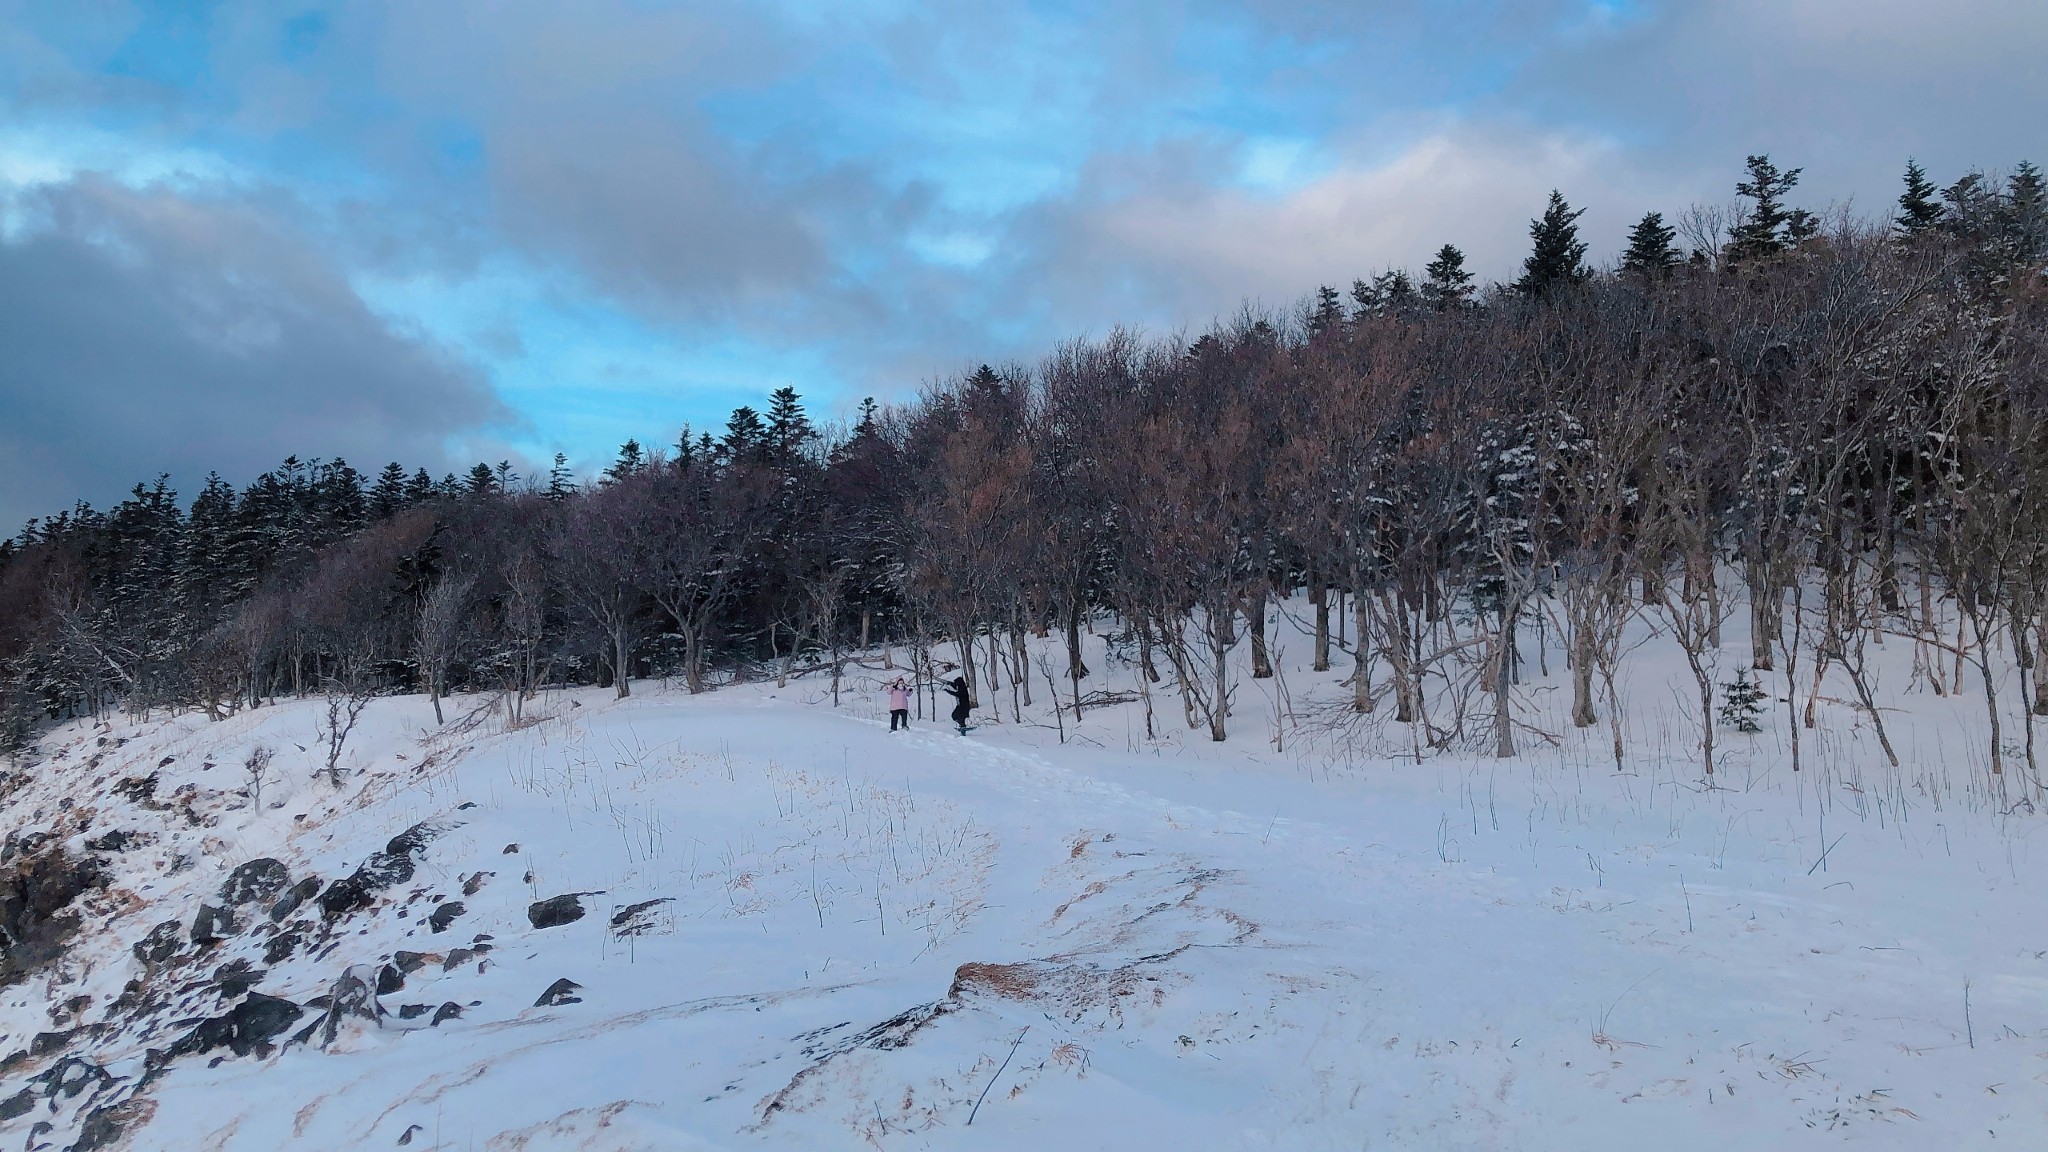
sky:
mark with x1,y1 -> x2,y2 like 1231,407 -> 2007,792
2,0 -> 2045,527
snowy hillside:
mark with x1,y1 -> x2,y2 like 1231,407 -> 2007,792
2,608 -> 2044,1150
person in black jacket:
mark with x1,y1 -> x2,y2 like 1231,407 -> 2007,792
943,676 -> 974,734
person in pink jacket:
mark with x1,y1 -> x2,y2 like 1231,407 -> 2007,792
887,678 -> 911,731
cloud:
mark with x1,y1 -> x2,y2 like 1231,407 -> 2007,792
0,175 -> 510,528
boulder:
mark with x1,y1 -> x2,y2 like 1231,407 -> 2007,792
168,993 -> 304,1059
269,876 -> 322,922
534,978 -> 583,1007
608,897 -> 674,937
220,859 -> 291,907
527,894 -> 586,929
190,904 -> 237,945
427,900 -> 464,933
430,1002 -> 464,1026
132,920 -> 183,966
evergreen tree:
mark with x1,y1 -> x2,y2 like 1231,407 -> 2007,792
1620,211 -> 1680,274
1514,190 -> 1589,295
178,473 -> 238,615
1308,285 -> 1346,336
719,409 -> 767,466
1421,244 -> 1474,310
764,386 -> 816,470
370,462 -> 409,519
1351,269 -> 1416,316
1895,158 -> 1945,238
2005,161 -> 2048,264
405,467 -> 437,505
1727,154 -> 1803,261
466,462 -> 499,496
546,452 -> 575,502
604,440 -> 646,484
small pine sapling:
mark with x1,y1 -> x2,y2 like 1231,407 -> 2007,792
243,745 -> 274,813
1720,671 -> 1767,734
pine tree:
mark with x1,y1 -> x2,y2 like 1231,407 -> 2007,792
405,467 -> 437,505
546,452 -> 575,501
719,409 -> 767,466
2005,161 -> 2047,264
1421,245 -> 1474,310
1308,285 -> 1346,336
604,440 -> 646,484
1620,211 -> 1680,274
466,462 -> 498,496
1514,190 -> 1589,295
1895,159 -> 1944,238
1727,154 -> 1803,262
370,463 -> 409,519
765,386 -> 816,470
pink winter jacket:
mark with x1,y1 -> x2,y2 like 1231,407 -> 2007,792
887,686 -> 911,710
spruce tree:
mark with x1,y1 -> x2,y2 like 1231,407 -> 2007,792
1895,158 -> 1944,238
2005,161 -> 2047,264
603,440 -> 646,484
1620,211 -> 1680,274
1421,244 -> 1474,310
370,462 -> 409,519
405,467 -> 437,505
466,462 -> 498,496
1514,190 -> 1589,295
1727,154 -> 1803,262
1308,285 -> 1346,335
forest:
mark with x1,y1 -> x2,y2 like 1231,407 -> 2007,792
5,154 -> 2047,787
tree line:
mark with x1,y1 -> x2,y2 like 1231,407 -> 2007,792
5,155 -> 2048,788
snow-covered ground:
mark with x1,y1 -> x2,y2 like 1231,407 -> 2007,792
3,607 -> 2045,1150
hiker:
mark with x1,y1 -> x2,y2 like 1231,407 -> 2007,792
887,677 -> 911,731
943,676 -> 974,734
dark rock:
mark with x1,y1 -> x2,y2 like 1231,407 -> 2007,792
133,920 -> 183,966
461,871 -> 492,896
270,875 -> 322,922
316,821 -> 456,924
457,802 -> 477,810
502,843 -> 519,854
608,897 -> 674,937
534,978 -> 583,1007
263,927 -> 304,965
528,894 -> 586,929
157,755 -> 175,767
84,829 -> 132,853
191,903 -> 238,945
398,1003 -> 432,1019
220,858 -> 292,906
376,964 -> 405,996
398,1122 -> 424,1144
430,1002 -> 463,1025
317,876 -> 375,922
113,774 -> 159,804
73,1098 -> 153,1152
29,1029 -> 73,1057
298,966 -> 385,1049
440,948 -> 478,972
428,901 -> 465,933
0,1087 -> 30,1121
41,1055 -> 110,1100
168,993 -> 304,1059
214,959 -> 267,998
392,950 -> 431,975
0,841 -> 105,986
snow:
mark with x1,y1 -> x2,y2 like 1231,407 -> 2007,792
3,605 -> 2046,1150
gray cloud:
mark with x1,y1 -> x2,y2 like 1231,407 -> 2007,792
0,176 -> 510,528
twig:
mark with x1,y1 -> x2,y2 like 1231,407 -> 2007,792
967,1027 -> 1029,1125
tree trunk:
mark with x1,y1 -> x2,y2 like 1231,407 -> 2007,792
1352,581 -> 1374,713
1570,615 -> 1597,728
1493,604 -> 1517,758
1248,587 -> 1273,679
1747,554 -> 1775,671
1065,601 -> 1089,683
1311,581 -> 1330,672
613,626 -> 632,699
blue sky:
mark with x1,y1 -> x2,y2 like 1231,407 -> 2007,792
2,0 -> 2045,523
